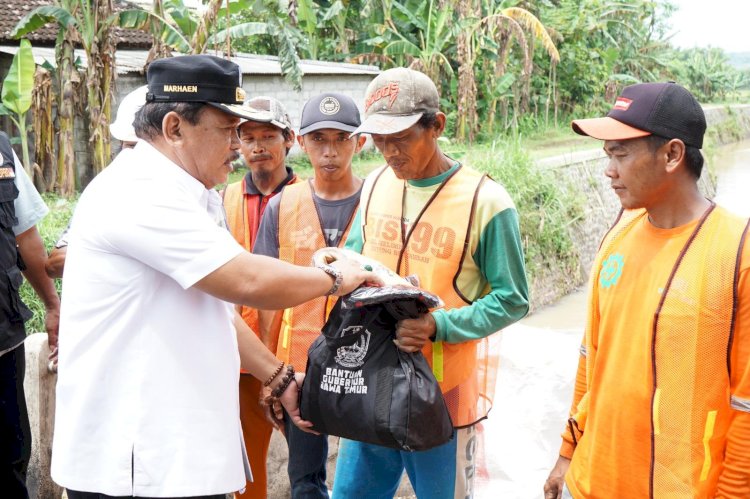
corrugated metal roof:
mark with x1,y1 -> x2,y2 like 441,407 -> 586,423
228,52 -> 380,76
0,46 -> 381,76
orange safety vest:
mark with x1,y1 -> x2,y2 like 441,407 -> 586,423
276,181 -> 357,369
571,204 -> 750,498
361,164 -> 495,427
223,180 -> 261,337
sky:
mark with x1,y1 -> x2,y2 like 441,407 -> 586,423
667,0 -> 750,53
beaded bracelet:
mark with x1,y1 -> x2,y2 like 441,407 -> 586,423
263,361 -> 285,387
271,365 -> 296,399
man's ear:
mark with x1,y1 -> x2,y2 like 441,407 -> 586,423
297,133 -> 306,151
355,134 -> 367,153
664,138 -> 686,175
285,129 -> 297,149
434,112 -> 447,138
162,112 -> 185,146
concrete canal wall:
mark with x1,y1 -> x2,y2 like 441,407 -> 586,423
530,104 -> 750,308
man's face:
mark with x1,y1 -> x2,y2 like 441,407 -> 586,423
238,121 -> 293,177
177,106 -> 241,189
299,129 -> 364,183
370,122 -> 438,180
603,137 -> 668,210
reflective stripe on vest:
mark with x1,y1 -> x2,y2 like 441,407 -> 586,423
592,205 -> 750,497
277,181 -> 356,370
361,164 -> 495,427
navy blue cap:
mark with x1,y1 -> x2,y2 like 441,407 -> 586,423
300,93 -> 362,135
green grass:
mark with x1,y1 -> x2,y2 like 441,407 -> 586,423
20,194 -> 76,333
467,140 -> 585,280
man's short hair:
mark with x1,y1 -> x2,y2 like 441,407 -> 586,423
281,128 -> 294,142
645,135 -> 704,179
134,102 -> 205,141
416,112 -> 439,131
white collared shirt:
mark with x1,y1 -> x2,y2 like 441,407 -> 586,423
52,141 -> 246,496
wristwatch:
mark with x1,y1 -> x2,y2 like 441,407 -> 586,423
316,263 -> 343,296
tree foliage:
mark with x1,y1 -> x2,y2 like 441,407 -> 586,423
8,0 -> 748,194
248,0 -> 744,140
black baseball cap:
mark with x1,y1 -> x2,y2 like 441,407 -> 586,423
571,82 -> 706,148
146,54 -> 259,120
299,92 -> 362,135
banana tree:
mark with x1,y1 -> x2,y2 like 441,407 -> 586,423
213,0 -> 303,89
485,7 -> 559,114
117,0 -> 304,89
12,0 -> 119,190
32,65 -> 55,192
296,0 -> 352,60
382,0 -> 458,85
0,39 -> 35,177
465,5 -> 559,136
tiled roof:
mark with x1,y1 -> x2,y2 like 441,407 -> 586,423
0,0 -> 152,48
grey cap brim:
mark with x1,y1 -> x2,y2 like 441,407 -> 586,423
207,102 -> 289,129
300,120 -> 359,136
351,112 -> 423,135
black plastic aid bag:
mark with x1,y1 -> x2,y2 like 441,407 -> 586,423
300,297 -> 453,452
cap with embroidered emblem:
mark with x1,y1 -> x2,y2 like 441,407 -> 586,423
237,96 -> 292,130
299,92 -> 361,135
571,82 -> 706,148
352,67 -> 439,136
146,54 -> 262,121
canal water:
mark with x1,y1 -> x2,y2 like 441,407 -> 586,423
475,140 -> 750,498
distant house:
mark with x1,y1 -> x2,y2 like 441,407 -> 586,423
0,0 -> 379,181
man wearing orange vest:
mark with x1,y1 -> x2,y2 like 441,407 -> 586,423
253,92 -> 366,498
543,82 -> 750,499
332,68 -> 530,498
222,96 -> 298,499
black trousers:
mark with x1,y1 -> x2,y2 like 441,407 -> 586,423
0,343 -> 30,499
67,491 -> 226,499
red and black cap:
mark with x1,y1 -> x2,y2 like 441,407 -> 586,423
572,82 -> 706,148
146,54 -> 259,120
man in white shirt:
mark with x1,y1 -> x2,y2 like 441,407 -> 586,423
51,55 -> 378,499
